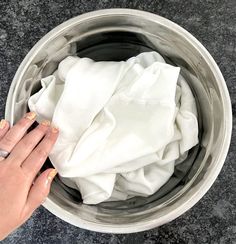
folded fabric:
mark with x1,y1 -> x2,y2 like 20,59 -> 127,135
28,51 -> 198,204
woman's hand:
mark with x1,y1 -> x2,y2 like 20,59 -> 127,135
0,112 -> 59,240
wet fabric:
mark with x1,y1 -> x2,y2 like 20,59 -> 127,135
28,52 -> 198,204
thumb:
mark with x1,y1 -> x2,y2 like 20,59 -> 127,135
22,168 -> 57,221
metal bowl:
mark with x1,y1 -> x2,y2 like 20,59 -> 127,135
5,9 -> 232,233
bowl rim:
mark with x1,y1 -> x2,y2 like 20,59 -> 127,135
5,8 -> 232,233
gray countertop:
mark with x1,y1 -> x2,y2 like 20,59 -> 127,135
0,1 -> 235,243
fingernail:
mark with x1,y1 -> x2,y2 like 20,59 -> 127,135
41,120 -> 51,126
41,198 -> 47,205
0,119 -> 7,129
47,169 -> 57,182
25,112 -> 36,121
51,125 -> 59,133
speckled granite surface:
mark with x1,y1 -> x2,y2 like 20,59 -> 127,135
0,0 -> 235,243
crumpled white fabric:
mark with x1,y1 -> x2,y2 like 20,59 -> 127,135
28,51 -> 198,204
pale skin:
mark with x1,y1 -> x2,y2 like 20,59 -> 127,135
0,112 -> 59,241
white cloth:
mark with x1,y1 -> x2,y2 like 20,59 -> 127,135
28,52 -> 198,204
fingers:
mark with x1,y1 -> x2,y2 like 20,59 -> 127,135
0,112 -> 36,154
21,168 -> 57,221
7,121 -> 51,166
21,126 -> 59,182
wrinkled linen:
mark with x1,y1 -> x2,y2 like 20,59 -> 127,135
28,51 -> 198,204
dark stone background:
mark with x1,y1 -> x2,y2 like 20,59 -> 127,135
0,0 -> 235,243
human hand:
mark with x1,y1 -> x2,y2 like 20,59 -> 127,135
0,112 -> 59,240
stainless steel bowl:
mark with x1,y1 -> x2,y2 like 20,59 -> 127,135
5,9 -> 232,233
